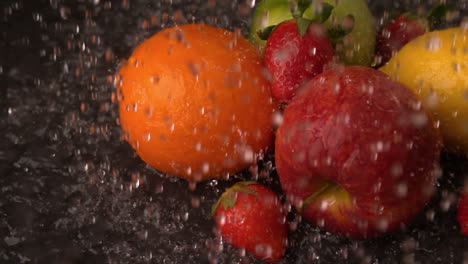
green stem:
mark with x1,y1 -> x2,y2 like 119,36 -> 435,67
211,181 -> 258,216
301,182 -> 339,212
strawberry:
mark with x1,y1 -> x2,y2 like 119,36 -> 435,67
375,4 -> 453,67
212,181 -> 288,262
458,192 -> 468,236
375,14 -> 428,66
257,1 -> 341,102
263,19 -> 334,102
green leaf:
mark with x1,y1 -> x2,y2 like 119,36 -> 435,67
327,26 -> 347,46
232,181 -> 258,195
296,18 -> 312,37
405,13 -> 419,21
221,192 -> 238,210
426,4 -> 454,29
327,14 -> 355,46
297,0 -> 313,18
257,25 -> 277,41
211,181 -> 258,216
313,2 -> 334,23
234,186 -> 257,195
235,181 -> 258,187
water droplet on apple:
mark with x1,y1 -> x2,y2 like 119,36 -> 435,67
395,182 -> 408,198
309,47 -> 317,56
410,112 -> 428,128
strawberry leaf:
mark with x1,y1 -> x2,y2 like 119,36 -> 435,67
221,192 -> 238,210
292,1 -> 333,22
211,181 -> 258,216
232,181 -> 258,195
297,0 -> 313,18
235,181 -> 258,187
257,25 -> 277,41
327,14 -> 355,46
296,18 -> 313,37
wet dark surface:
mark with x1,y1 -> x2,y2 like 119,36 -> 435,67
1,0 -> 468,263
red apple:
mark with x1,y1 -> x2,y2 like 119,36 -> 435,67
275,66 -> 441,239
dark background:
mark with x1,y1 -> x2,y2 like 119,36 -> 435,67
1,0 -> 467,263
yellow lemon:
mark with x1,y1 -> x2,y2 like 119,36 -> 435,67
381,27 -> 468,153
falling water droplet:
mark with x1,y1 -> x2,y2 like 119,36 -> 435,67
155,184 -> 164,193
144,132 -> 151,142
187,61 -> 200,78
425,35 -> 441,51
191,197 -> 200,208
272,111 -> 283,127
194,142 -> 202,152
395,182 -> 408,197
309,47 -> 317,56
149,75 -> 160,84
246,0 -> 256,8
188,181 -> 196,191
217,214 -> 226,226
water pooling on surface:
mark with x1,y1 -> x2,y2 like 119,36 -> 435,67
1,0 -> 467,263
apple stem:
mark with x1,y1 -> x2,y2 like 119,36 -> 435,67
301,182 -> 339,212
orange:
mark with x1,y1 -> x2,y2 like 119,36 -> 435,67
117,24 -> 277,181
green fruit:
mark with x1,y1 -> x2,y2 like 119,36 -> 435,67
304,0 -> 376,66
249,0 -> 293,47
